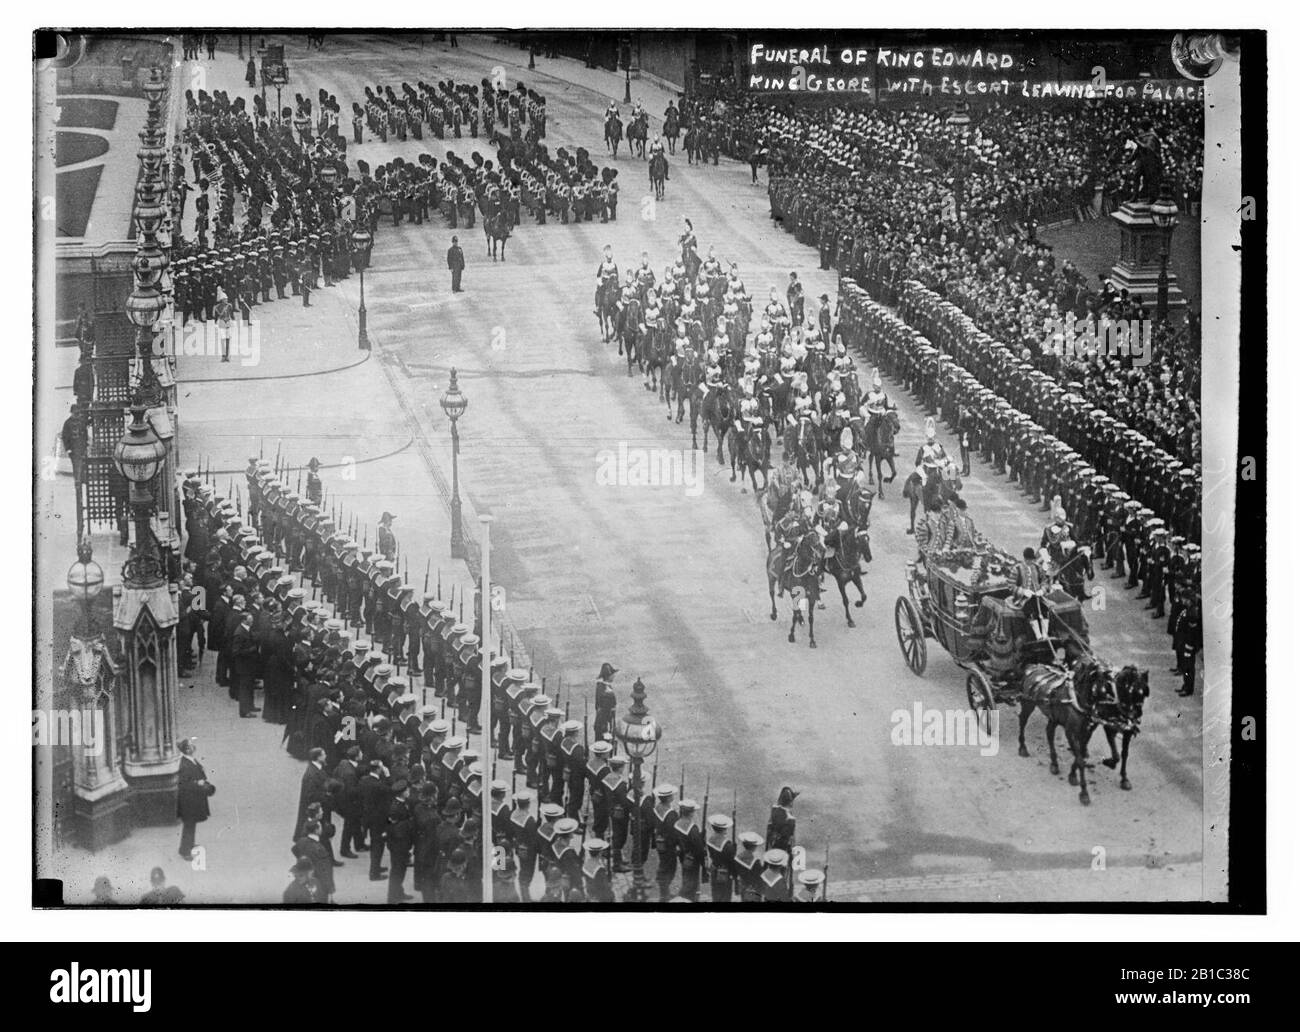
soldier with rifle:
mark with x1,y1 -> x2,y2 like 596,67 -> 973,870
706,812 -> 736,903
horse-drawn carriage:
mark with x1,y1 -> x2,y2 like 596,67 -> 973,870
893,548 -> 1091,730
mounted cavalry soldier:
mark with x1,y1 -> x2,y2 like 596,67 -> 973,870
594,245 -> 619,314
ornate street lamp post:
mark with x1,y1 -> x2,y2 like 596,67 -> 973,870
1150,184 -> 1179,324
439,369 -> 469,559
66,538 -> 105,636
351,226 -> 373,350
616,676 -> 662,902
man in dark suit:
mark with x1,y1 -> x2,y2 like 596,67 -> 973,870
358,760 -> 393,881
231,611 -> 261,716
386,780 -> 415,903
447,235 -> 465,292
294,747 -> 329,841
293,820 -> 336,902
176,738 -> 212,860
209,587 -> 232,687
333,745 -> 365,857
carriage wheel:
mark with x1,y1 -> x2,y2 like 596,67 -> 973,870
894,596 -> 927,676
965,670 -> 996,737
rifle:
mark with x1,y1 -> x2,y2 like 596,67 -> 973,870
731,789 -> 738,899
259,438 -> 264,459
651,759 -> 658,790
583,696 -> 589,753
700,773 -> 711,840
437,567 -> 442,598
679,764 -> 685,801
424,559 -> 431,594
296,468 -> 302,494
823,839 -> 830,903
274,439 -> 282,476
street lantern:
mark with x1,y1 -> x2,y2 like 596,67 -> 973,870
66,538 -> 105,635
616,676 -> 661,901
113,404 -> 167,485
439,369 -> 468,559
351,226 -> 373,351
1150,185 -> 1179,322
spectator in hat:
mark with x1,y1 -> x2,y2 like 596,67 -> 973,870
294,747 -> 329,841
283,857 -> 321,904
387,779 -> 415,903
140,867 -> 185,906
332,745 -> 365,857
412,782 -> 442,902
293,819 -> 336,902
358,759 -> 393,881
439,848 -> 475,903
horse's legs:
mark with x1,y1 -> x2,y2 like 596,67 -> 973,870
807,600 -> 817,648
715,429 -> 725,466
837,578 -> 854,627
867,452 -> 876,486
1072,723 -> 1092,805
1017,698 -> 1034,758
908,494 -> 918,534
1119,732 -> 1132,790
852,572 -> 866,607
1102,727 -> 1120,771
787,606 -> 797,643
1045,716 -> 1060,775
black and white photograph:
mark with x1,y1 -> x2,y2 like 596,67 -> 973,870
28,17 -> 1270,931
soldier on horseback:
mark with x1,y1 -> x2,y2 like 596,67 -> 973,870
774,499 -> 813,595
594,245 -> 619,314
649,134 -> 669,179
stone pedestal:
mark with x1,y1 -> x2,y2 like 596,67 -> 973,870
1107,201 -> 1187,324
60,636 -> 132,850
114,582 -> 181,825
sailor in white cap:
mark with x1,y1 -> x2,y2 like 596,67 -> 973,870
552,817 -> 582,882
511,789 -> 539,902
585,740 -> 614,838
650,784 -> 679,902
536,801 -> 565,878
706,813 -> 736,903
794,868 -> 825,903
560,719 -> 587,820
581,838 -> 615,903
675,799 -> 706,902
604,753 -> 632,872
734,831 -> 764,902
760,848 -> 791,901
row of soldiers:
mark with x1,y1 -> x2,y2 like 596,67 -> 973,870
172,228 -> 356,323
895,279 -> 1199,540
207,459 -> 832,901
838,282 -> 1203,689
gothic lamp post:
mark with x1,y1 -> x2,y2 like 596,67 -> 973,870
616,677 -> 662,903
1150,184 -> 1179,324
351,226 -> 373,351
112,403 -> 182,823
439,370 -> 468,559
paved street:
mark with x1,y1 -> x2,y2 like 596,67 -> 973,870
48,33 -> 1211,903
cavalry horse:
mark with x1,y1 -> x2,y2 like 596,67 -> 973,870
766,530 -> 825,648
1098,665 -> 1150,791
664,108 -> 680,153
483,209 -> 510,261
728,419 -> 770,493
604,113 -> 623,157
626,112 -> 649,159
782,417 -> 822,487
674,349 -> 704,444
824,524 -> 871,627
756,467 -> 796,550
649,152 -> 667,200
700,380 -> 734,464
618,297 -> 643,374
903,460 -> 959,535
863,409 -> 900,494
596,281 -> 620,343
642,319 -> 670,394
1017,656 -> 1116,806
